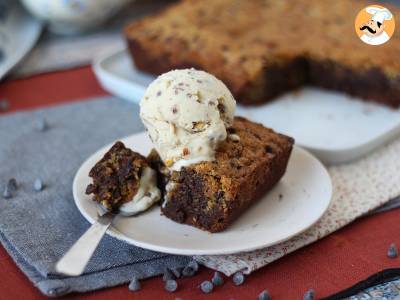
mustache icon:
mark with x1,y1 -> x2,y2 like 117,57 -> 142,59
360,25 -> 376,34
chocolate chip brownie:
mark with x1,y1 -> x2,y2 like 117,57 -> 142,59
86,141 -> 151,212
125,0 -> 400,107
149,117 -> 294,232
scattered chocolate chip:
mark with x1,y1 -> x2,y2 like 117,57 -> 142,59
196,79 -> 203,83
217,103 -> 225,114
165,279 -> 178,292
232,271 -> 245,286
7,178 -> 17,192
171,267 -> 183,278
172,107 -> 178,114
387,243 -> 398,258
35,118 -> 49,132
200,281 -> 213,293
182,265 -> 196,277
182,260 -> 199,277
188,260 -> 199,271
128,276 -> 141,292
33,178 -> 44,192
157,91 -> 162,96
162,268 -> 175,281
2,186 -> 12,199
303,289 -> 315,300
279,194 -> 283,200
0,99 -> 9,111
211,272 -> 224,286
258,290 -> 271,300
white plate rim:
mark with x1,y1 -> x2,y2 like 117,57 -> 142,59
73,132 -> 333,255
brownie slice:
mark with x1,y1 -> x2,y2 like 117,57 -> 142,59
149,117 -> 294,232
86,141 -> 150,212
125,0 -> 400,107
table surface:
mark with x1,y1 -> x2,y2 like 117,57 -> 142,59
0,67 -> 400,300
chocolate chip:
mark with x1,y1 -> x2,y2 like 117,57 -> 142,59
232,271 -> 245,286
7,178 -> 17,192
33,178 -> 44,192
2,186 -> 12,199
303,289 -> 315,300
182,265 -> 196,277
172,107 -> 178,114
187,260 -> 199,272
162,268 -> 175,281
200,281 -> 213,293
265,145 -> 274,153
387,243 -> 398,258
171,267 -> 183,278
157,91 -> 162,96
259,290 -> 271,300
85,184 -> 96,195
128,277 -> 141,292
165,279 -> 178,292
35,118 -> 49,132
217,103 -> 225,114
211,272 -> 224,286
182,260 -> 199,277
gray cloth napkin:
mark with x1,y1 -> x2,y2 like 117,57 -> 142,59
0,97 -> 191,297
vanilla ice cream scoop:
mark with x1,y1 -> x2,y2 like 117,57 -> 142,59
140,69 -> 236,170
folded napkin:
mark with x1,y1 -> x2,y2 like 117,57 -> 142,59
0,98 -> 191,296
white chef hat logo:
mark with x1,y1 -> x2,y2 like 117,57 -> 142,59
356,5 -> 395,45
367,6 -> 392,24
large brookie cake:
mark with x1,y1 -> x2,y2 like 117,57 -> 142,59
125,0 -> 400,107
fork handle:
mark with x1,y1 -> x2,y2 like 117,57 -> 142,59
55,215 -> 113,276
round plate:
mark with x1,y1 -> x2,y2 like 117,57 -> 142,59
73,132 -> 332,255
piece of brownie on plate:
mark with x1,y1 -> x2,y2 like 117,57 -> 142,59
148,116 -> 294,233
86,141 -> 160,214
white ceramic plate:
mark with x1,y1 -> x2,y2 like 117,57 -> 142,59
73,132 -> 332,255
0,2 -> 43,80
93,48 -> 400,165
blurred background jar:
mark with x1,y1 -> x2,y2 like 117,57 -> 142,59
20,0 -> 134,35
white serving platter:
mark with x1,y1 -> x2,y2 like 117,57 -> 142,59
73,132 -> 332,255
93,47 -> 400,165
